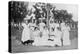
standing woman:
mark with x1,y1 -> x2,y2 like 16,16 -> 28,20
21,19 -> 31,45
64,23 -> 71,46
61,22 -> 71,46
53,26 -> 62,46
49,20 -> 59,40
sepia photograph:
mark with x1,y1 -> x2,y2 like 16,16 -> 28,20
8,1 -> 78,53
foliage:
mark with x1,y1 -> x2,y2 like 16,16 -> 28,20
9,1 -> 73,24
33,3 -> 47,19
9,1 -> 28,23
53,9 -> 73,23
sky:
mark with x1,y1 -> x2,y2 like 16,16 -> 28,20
27,2 -> 78,22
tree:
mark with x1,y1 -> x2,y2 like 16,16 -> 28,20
30,2 -> 47,24
33,3 -> 47,20
9,1 -> 28,23
53,9 -> 73,23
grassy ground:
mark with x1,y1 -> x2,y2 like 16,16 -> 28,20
11,27 -> 78,53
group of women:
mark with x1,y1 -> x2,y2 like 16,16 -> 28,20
21,18 -> 71,47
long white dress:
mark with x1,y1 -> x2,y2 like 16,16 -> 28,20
21,23 -> 30,42
53,28 -> 62,46
48,23 -> 61,46
40,29 -> 49,46
49,23 -> 59,41
32,30 -> 41,46
48,23 -> 55,46
61,23 -> 71,46
28,23 -> 37,40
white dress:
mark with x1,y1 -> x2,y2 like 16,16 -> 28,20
40,29 -> 49,46
33,29 -> 49,46
21,23 -> 30,42
49,23 -> 59,35
39,23 -> 45,32
53,28 -> 62,46
32,30 -> 41,46
42,29 -> 49,41
48,23 -> 60,46
49,23 -> 55,35
61,23 -> 71,46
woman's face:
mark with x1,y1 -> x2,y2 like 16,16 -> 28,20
25,21 -> 28,24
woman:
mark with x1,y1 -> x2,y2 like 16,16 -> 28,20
48,23 -> 62,46
49,19 -> 59,35
53,26 -> 62,46
32,27 -> 41,46
21,20 -> 31,45
39,26 -> 49,46
61,22 -> 71,46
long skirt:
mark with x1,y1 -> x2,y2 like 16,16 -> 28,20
33,36 -> 55,46
21,29 -> 30,42
32,37 -> 42,46
62,30 -> 71,46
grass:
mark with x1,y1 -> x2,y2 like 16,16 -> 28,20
10,27 -> 78,53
